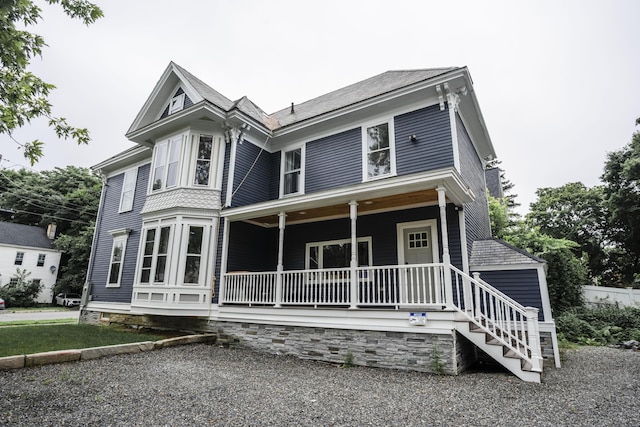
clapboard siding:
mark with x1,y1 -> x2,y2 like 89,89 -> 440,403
226,221 -> 277,272
231,139 -> 272,207
395,104 -> 454,175
474,269 -> 544,320
90,164 -> 150,303
269,151 -> 281,200
305,128 -> 362,194
457,114 -> 491,256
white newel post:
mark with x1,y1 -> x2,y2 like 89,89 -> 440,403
275,212 -> 286,308
525,306 -> 543,372
437,187 -> 454,309
349,200 -> 358,309
472,272 -> 482,318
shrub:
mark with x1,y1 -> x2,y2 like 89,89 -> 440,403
0,269 -> 43,307
556,305 -> 640,345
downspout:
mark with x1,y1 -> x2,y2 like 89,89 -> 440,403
80,172 -> 107,312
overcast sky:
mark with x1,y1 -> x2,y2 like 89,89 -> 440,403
2,0 -> 639,215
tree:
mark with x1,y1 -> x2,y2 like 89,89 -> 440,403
527,182 -> 608,279
601,121 -> 640,286
0,166 -> 101,294
1,0 -> 103,164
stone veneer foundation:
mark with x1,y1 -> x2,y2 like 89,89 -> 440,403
80,310 -> 478,375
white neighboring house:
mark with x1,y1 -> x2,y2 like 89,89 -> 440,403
0,222 -> 62,304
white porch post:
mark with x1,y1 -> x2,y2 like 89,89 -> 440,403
218,217 -> 230,305
274,212 -> 286,308
437,186 -> 454,308
349,200 -> 358,309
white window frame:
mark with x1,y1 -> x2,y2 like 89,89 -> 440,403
362,118 -> 396,181
14,252 -> 24,265
137,225 -> 173,285
119,167 -> 138,213
107,229 -> 131,288
151,134 -> 183,192
177,224 -> 210,286
37,254 -> 46,267
193,134 -> 214,187
280,145 -> 305,197
168,92 -> 185,114
305,237 -> 372,270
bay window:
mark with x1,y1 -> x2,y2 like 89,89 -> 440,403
152,135 -> 182,191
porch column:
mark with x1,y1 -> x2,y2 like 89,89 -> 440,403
218,217 -> 230,305
349,200 -> 358,309
436,186 -> 454,308
274,212 -> 286,308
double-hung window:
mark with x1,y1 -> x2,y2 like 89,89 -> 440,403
37,254 -> 46,267
107,229 -> 130,287
306,237 -> 372,270
152,135 -> 182,191
194,135 -> 213,186
139,226 -> 171,284
168,93 -> 185,114
14,252 -> 24,265
281,147 -> 303,196
183,226 -> 204,284
119,168 -> 137,212
363,121 -> 395,180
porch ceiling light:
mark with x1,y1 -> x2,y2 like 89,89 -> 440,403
363,201 -> 374,205
298,211 -> 306,215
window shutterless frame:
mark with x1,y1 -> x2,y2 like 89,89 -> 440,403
362,119 -> 396,181
280,146 -> 305,197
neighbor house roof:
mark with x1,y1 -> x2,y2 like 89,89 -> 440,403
470,238 -> 544,267
0,222 -> 55,250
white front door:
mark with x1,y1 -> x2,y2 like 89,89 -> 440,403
397,220 -> 440,304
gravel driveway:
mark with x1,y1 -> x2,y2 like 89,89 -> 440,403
1,344 -> 638,426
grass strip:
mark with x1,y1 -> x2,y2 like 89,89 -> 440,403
0,324 -> 166,357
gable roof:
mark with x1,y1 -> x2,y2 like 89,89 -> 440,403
0,222 -> 55,250
271,68 -> 460,128
470,238 -> 544,267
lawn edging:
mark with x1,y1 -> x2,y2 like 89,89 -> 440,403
0,334 -> 217,370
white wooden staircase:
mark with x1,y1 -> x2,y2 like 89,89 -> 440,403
449,266 -> 543,383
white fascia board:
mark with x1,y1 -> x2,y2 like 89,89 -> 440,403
470,263 -> 543,271
91,145 -> 151,173
273,70 -> 468,138
458,71 -> 496,161
0,243 -> 60,253
222,167 -> 474,221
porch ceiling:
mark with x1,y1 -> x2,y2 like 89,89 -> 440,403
248,189 -> 440,227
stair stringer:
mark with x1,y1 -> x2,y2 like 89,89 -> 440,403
456,321 -> 541,383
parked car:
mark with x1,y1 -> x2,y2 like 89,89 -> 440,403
0,297 -> 5,310
55,293 -> 81,307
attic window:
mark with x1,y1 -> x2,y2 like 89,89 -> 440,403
168,93 -> 185,114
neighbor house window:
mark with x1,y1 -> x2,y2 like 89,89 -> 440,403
363,121 -> 395,180
194,135 -> 213,186
119,168 -> 138,212
281,147 -> 303,196
14,252 -> 24,265
139,226 -> 171,284
152,135 -> 182,191
168,92 -> 185,114
183,226 -> 204,284
8,278 -> 19,286
37,254 -> 46,267
306,237 -> 372,269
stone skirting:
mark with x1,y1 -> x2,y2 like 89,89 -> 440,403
81,310 -> 477,375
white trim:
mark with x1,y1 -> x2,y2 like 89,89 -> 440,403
225,134 -> 238,207
106,234 -> 128,288
118,167 -> 138,213
449,102 -> 461,172
458,209 -> 469,274
536,265 -> 553,323
167,92 -> 185,115
396,219 -> 439,265
361,118 -> 396,182
470,263 -> 542,272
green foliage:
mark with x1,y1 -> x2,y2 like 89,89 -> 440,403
0,0 -> 103,164
430,347 -> 445,375
527,183 -> 608,279
342,351 -> 355,368
0,166 -> 102,294
0,268 -> 43,307
601,128 -> 640,285
487,193 -> 509,239
556,306 -> 640,345
540,249 -> 586,314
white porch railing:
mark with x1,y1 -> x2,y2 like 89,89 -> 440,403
223,264 -> 447,308
449,265 -> 543,372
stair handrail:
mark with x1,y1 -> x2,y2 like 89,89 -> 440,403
450,265 -> 543,372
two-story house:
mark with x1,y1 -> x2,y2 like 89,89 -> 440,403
0,222 -> 62,304
82,63 -> 559,382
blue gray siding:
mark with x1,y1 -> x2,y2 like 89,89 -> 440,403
305,128 -> 361,194
395,105 -> 454,175
268,151 -> 281,200
457,113 -> 491,256
231,139 -> 272,207
226,221 -> 277,272
90,164 -> 150,303
473,269 -> 544,320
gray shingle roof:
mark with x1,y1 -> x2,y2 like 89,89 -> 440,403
0,222 -> 55,249
470,238 -> 544,267
270,68 -> 460,128
172,62 -> 236,111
